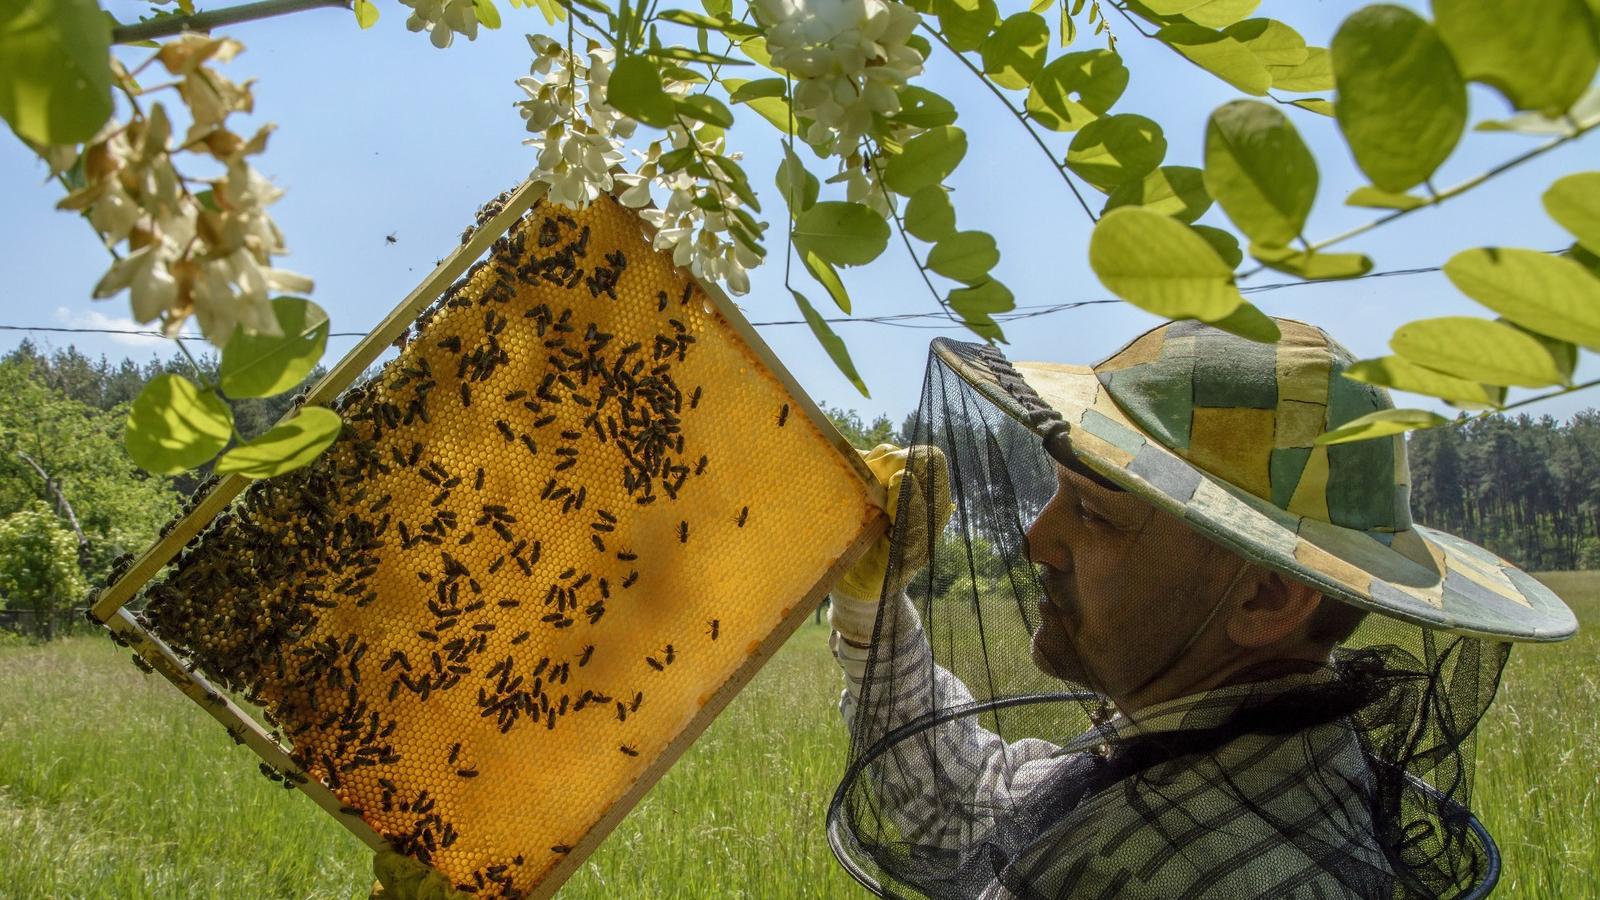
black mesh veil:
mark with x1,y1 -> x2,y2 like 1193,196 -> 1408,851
826,341 -> 1509,900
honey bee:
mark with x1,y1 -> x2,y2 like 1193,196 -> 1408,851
777,404 -> 790,427
707,619 -> 720,640
619,744 -> 639,757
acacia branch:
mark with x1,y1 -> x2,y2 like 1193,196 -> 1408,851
919,23 -> 1099,224
112,0 -> 352,45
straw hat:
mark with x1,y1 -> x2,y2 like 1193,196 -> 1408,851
936,318 -> 1577,641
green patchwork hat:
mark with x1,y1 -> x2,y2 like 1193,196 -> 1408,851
935,318 -> 1577,642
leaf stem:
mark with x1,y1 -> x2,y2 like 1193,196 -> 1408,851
1480,377 -> 1600,419
864,140 -> 962,328
918,23 -> 1098,224
111,0 -> 352,44
1239,118 -> 1600,279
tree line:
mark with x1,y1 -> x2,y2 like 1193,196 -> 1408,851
0,339 -> 1593,637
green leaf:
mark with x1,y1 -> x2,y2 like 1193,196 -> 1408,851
676,94 -> 733,127
1202,99 -> 1317,247
926,231 -> 1000,284
1089,207 -> 1244,321
1434,0 -> 1599,116
608,56 -> 677,127
801,250 -> 851,314
1346,186 -> 1426,210
1207,300 -> 1280,342
0,0 -> 113,145
1442,247 -> 1600,350
1030,0 -> 1054,11
1332,5 -> 1466,193
890,86 -> 958,128
789,291 -> 868,397
1508,321 -> 1580,382
1026,49 -> 1128,132
793,202 -> 890,267
1223,18 -> 1307,67
1140,0 -> 1258,28
1104,165 -> 1211,223
354,0 -> 380,27
938,0 -> 1000,52
1269,45 -> 1332,91
776,144 -> 819,216
644,45 -> 751,66
1343,355 -> 1505,409
219,298 -> 330,400
1389,317 -> 1571,387
882,126 -> 968,196
1315,408 -> 1450,445
949,278 -> 1015,341
1543,171 -> 1600,255
472,0 -> 501,28
1190,224 -> 1242,268
125,374 -> 235,475
905,186 -> 958,242
981,13 -> 1050,89
1156,23 -> 1271,95
1066,114 -> 1167,190
1569,242 -> 1600,277
214,408 -> 343,480
729,77 -> 785,103
657,8 -> 759,34
1249,244 -> 1374,279
1287,98 -> 1334,116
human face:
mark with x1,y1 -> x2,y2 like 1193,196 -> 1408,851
1024,463 -> 1238,704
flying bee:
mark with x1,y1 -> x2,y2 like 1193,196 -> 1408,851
619,744 -> 639,757
707,619 -> 720,640
777,404 -> 790,427
385,231 -> 398,245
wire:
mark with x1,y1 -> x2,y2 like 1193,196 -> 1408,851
0,258 -> 1474,340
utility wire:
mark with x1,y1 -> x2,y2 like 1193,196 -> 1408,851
0,259 -> 1481,340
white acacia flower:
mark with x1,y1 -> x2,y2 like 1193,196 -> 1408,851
401,0 -> 480,48
754,0 -> 922,151
93,242 -> 178,323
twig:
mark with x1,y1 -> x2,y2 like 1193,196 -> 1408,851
112,0 -> 352,44
1239,119 -> 1600,279
919,23 -> 1098,224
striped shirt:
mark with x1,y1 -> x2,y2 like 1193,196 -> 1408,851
835,597 -> 1396,899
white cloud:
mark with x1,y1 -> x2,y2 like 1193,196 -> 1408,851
53,306 -> 166,349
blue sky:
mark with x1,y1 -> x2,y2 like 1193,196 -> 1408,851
1,0 -> 1594,427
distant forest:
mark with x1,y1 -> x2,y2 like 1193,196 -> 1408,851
6,339 -> 1598,572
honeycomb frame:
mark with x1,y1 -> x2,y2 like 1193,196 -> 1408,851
88,180 -> 888,898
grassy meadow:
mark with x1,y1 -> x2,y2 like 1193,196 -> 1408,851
0,574 -> 1594,899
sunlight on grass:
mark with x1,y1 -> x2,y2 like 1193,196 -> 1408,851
0,576 -> 1593,899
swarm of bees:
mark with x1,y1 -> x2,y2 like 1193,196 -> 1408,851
126,194 -> 870,899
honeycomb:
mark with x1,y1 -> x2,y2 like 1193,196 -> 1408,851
136,194 -> 877,897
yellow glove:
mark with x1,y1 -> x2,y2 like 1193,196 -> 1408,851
370,849 -> 470,900
835,443 -> 954,603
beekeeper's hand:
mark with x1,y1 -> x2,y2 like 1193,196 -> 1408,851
369,849 -> 470,900
830,444 -> 953,647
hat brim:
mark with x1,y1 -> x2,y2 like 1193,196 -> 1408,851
934,339 -> 1577,643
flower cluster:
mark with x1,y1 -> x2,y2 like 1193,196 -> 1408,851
754,0 -> 923,152
623,134 -> 763,295
400,0 -> 485,49
515,36 -> 764,294
53,36 -> 309,346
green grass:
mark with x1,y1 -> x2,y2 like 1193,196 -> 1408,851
0,576 -> 1594,899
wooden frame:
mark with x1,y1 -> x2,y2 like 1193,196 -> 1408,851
85,176 -> 889,894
